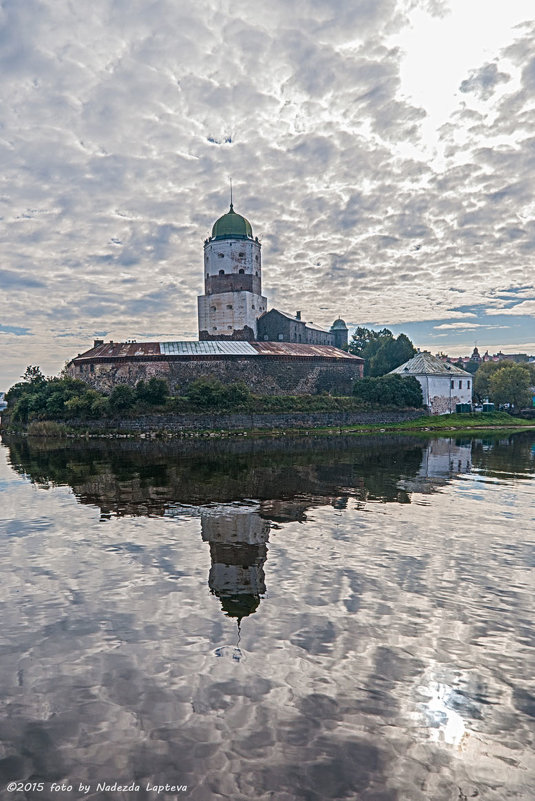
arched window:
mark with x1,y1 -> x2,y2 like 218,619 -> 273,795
218,253 -> 224,258
219,269 -> 224,276
238,268 -> 245,274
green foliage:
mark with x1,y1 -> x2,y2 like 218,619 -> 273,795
184,378 -> 251,409
488,363 -> 532,409
473,361 -> 502,401
135,378 -> 169,405
475,361 -> 535,405
353,374 -> 423,407
8,374 -> 93,423
108,384 -> 136,412
22,365 -> 46,383
348,328 -> 416,376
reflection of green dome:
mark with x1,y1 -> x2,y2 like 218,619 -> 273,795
330,318 -> 348,330
212,204 -> 253,240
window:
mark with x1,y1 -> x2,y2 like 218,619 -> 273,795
226,304 -> 233,309
239,252 -> 245,257
206,273 -> 209,278
238,268 -> 244,274
255,255 -> 259,262
264,335 -> 268,340
467,380 -> 471,389
90,364 -> 94,373
255,271 -> 258,276
451,380 -> 454,389
213,326 -> 217,330
218,253 -> 224,258
211,306 -> 217,312
227,325 -> 232,329
252,304 -> 255,309
219,269 -> 224,276
459,380 -> 462,389
278,333 -> 283,341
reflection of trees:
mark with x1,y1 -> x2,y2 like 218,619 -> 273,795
3,434 -> 434,517
6,431 -> 530,522
470,433 -> 535,479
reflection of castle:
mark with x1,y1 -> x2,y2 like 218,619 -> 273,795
398,439 -> 472,494
200,506 -> 270,621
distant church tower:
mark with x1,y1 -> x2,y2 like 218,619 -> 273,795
198,204 -> 268,341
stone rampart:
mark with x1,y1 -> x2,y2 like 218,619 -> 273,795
70,356 -> 362,396
63,409 -> 426,433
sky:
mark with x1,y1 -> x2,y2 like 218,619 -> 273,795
1,0 -> 535,388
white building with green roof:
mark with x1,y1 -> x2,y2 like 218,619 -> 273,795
390,352 -> 473,415
198,204 -> 267,341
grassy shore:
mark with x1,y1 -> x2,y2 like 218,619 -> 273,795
5,410 -> 533,440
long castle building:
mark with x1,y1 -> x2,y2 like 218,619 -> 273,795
68,202 -> 363,395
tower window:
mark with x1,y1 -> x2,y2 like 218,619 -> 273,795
218,253 -> 224,258
252,304 -> 255,309
238,268 -> 245,274
226,304 -> 233,309
227,325 -> 232,329
211,306 -> 217,312
255,255 -> 259,262
219,269 -> 224,276
459,380 -> 462,389
213,326 -> 217,330
206,273 -> 209,278
255,271 -> 258,276
239,252 -> 245,257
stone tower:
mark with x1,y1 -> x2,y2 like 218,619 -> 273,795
198,204 -> 268,340
330,318 -> 349,349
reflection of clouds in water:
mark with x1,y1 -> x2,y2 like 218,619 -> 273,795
421,681 -> 469,747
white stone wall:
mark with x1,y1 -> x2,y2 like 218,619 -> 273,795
198,291 -> 267,337
414,374 -> 473,414
204,237 -> 261,279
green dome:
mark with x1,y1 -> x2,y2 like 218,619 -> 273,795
212,204 -> 253,240
331,318 -> 348,330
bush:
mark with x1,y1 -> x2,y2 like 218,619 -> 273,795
353,374 -> 423,407
184,378 -> 251,409
108,384 -> 136,413
135,378 -> 169,405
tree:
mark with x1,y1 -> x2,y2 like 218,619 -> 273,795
473,361 -> 502,402
136,378 -> 169,405
108,384 -> 136,412
22,365 -> 45,383
488,364 -> 532,410
353,374 -> 423,407
348,327 -> 416,376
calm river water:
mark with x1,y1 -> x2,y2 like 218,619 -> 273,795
0,432 -> 534,801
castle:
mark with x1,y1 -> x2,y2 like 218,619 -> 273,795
67,203 -> 363,395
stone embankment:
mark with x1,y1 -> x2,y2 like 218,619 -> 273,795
60,409 -> 426,434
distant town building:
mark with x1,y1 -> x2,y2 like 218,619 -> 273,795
390,352 -> 473,414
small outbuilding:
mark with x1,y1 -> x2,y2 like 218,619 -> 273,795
389,352 -> 473,415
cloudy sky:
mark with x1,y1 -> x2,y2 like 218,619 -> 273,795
1,0 -> 534,388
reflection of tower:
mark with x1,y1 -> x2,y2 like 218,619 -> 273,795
201,506 -> 270,621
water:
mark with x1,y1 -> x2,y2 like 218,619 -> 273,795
0,432 -> 534,801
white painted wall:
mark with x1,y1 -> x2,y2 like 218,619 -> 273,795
204,237 -> 261,278
198,291 -> 267,337
413,373 -> 473,414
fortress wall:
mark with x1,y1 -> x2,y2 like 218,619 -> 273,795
68,356 -> 363,397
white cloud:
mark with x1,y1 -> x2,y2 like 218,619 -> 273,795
1,0 -> 534,386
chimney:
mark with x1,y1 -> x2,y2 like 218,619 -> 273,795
296,311 -> 301,320
93,339 -> 104,347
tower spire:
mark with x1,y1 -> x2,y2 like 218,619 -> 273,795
229,177 -> 233,211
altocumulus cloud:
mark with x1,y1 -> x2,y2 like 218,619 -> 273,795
0,0 -> 534,386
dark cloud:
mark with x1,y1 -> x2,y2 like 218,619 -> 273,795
460,62 -> 510,100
